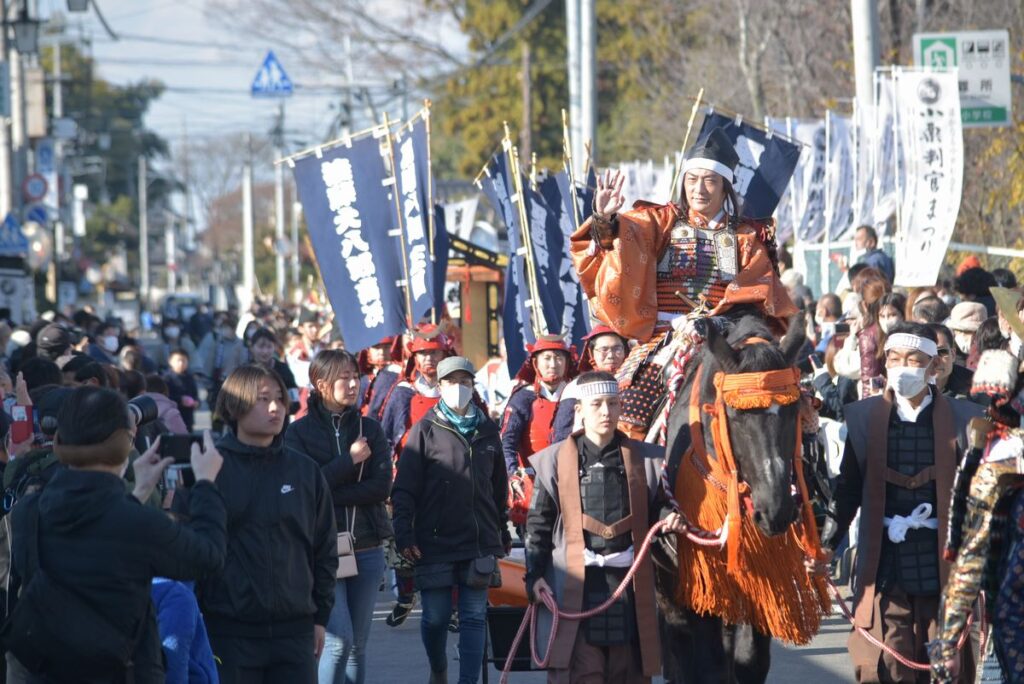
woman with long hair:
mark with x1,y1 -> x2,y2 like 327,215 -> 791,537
285,350 -> 392,684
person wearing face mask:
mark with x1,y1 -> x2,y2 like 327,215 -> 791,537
876,292 -> 906,335
5,387 -> 226,683
379,324 -> 453,627
570,129 -> 796,441
248,327 -> 300,414
87,322 -> 122,364
155,319 -> 195,371
195,314 -> 247,416
392,356 -> 509,684
946,302 -> 986,368
285,350 -> 392,684
821,322 -> 983,683
832,275 -> 891,398
814,293 -> 843,354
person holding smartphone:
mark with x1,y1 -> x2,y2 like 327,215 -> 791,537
176,364 -> 337,684
5,386 -> 226,683
285,350 -> 392,684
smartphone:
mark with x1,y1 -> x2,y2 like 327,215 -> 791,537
834,323 -> 851,335
159,433 -> 204,464
10,405 -> 33,444
163,464 -> 196,491
808,354 -> 822,371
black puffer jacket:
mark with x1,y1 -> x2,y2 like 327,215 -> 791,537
284,395 -> 392,550
11,468 -> 226,683
392,406 -> 508,563
176,432 -> 337,638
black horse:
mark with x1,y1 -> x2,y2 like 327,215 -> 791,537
653,311 -> 809,684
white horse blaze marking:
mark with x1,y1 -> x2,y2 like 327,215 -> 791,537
764,401 -> 780,416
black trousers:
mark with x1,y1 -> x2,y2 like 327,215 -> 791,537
209,632 -> 317,684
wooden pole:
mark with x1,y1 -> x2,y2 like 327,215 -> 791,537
561,108 -> 583,231
382,112 -> 416,327
670,87 -> 705,202
504,122 -> 546,339
422,100 -> 438,324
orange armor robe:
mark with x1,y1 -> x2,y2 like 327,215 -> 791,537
570,202 -> 797,342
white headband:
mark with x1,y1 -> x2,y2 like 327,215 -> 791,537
682,157 -> 734,184
884,333 -> 938,358
577,381 -> 619,399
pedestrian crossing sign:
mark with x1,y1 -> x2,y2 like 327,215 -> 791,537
0,213 -> 28,256
251,50 -> 293,98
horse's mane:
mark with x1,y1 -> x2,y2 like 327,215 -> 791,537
700,315 -> 788,374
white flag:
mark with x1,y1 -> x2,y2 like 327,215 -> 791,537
893,69 -> 963,287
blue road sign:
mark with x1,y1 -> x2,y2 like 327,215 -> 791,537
0,213 -> 29,256
251,51 -> 293,97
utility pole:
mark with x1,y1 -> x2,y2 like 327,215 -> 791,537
9,41 -> 26,214
0,3 -> 10,216
273,104 -> 286,301
138,155 -> 149,305
579,0 -> 597,167
165,209 -> 176,293
520,41 -> 532,161
565,0 -> 582,176
851,0 -> 880,106
241,160 -> 255,313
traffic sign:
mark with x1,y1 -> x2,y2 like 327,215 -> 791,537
22,173 -> 47,203
251,51 -> 293,98
0,213 -> 29,256
24,204 -> 47,225
914,30 -> 1012,127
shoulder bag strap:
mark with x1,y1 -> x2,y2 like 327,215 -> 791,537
346,418 -> 366,536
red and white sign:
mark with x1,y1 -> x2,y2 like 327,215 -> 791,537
22,173 -> 48,203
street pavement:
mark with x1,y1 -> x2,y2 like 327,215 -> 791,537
363,587 -> 856,683
194,410 -> 856,682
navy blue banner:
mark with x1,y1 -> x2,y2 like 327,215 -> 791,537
431,203 -> 450,318
292,137 -> 407,352
391,118 -> 438,326
695,113 -> 801,219
481,151 -> 592,375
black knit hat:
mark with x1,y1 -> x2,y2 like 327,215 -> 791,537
683,127 -> 740,183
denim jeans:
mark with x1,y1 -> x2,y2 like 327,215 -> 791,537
420,582 -> 488,684
318,546 -> 387,684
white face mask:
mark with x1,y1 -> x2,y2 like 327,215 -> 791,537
441,383 -> 473,411
953,332 -> 973,355
102,336 -> 119,353
879,320 -> 893,334
888,365 -> 929,399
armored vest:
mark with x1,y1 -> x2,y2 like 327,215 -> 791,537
578,443 -> 632,554
655,219 -> 738,313
877,406 -> 941,595
518,395 -> 559,467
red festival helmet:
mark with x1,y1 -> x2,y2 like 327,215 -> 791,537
513,334 -> 577,386
403,324 -> 452,380
357,335 -> 399,375
577,325 -> 629,373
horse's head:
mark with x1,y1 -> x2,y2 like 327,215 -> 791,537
700,312 -> 806,537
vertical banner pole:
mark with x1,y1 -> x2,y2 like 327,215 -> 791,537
381,112 -> 415,327
504,122 -> 547,339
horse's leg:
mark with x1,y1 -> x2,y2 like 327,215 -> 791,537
721,623 -> 738,683
731,624 -> 772,684
652,539 -> 692,684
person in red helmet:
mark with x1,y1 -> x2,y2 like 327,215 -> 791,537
552,326 -> 630,443
358,336 -> 402,420
379,324 -> 453,628
501,336 -> 577,534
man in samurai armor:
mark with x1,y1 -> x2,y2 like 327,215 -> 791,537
931,287 -> 1024,684
501,336 -> 577,533
570,127 -> 796,441
821,322 -> 983,683
380,324 -> 453,627
552,326 -> 630,442
525,371 -> 686,683
358,336 -> 401,420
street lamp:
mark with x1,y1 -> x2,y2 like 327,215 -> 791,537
66,0 -> 90,11
5,3 -> 40,55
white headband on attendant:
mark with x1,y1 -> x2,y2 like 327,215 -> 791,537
682,157 -> 734,184
577,381 -> 619,399
884,333 -> 938,358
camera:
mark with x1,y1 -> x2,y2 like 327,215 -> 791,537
127,395 -> 159,428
